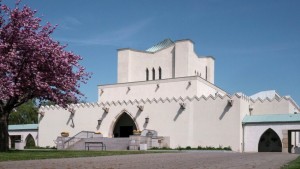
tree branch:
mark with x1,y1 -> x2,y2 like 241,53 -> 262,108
0,101 -> 4,115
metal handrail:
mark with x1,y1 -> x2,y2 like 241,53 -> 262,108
63,131 -> 95,149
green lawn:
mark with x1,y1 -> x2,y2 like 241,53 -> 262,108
0,150 -> 163,162
281,156 -> 300,169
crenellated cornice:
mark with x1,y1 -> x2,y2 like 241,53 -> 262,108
39,93 -> 299,111
40,94 -> 237,110
250,96 -> 300,111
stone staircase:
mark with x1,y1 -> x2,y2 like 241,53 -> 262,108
58,130 -> 170,151
68,137 -> 130,150
56,131 -> 95,150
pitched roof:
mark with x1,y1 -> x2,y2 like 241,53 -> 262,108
146,39 -> 174,52
242,114 -> 300,124
8,124 -> 38,131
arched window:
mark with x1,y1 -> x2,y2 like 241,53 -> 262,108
146,68 -> 149,81
159,67 -> 162,79
152,68 -> 155,80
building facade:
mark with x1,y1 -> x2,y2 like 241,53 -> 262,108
8,124 -> 38,149
38,39 -> 300,152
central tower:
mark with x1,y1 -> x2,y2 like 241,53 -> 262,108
117,39 -> 215,84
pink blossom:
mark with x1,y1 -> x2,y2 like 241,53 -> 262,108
0,1 -> 91,109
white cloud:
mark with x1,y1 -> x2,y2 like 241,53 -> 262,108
57,16 -> 82,30
57,17 -> 153,46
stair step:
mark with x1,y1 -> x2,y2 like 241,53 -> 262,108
69,137 -> 131,150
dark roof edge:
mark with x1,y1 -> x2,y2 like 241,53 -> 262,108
242,121 -> 300,125
175,39 -> 195,44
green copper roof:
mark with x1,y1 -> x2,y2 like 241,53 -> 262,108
8,124 -> 38,131
242,114 -> 300,124
146,39 -> 174,52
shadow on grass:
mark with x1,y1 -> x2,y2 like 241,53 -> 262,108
0,150 -> 164,162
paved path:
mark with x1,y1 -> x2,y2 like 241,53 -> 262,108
0,151 -> 298,169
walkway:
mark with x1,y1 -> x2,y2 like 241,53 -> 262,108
0,151 -> 298,169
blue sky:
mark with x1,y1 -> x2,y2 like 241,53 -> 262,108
4,0 -> 300,105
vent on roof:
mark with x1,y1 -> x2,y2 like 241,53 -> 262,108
146,39 -> 174,52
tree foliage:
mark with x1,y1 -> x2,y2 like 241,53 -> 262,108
9,100 -> 38,125
0,0 -> 90,151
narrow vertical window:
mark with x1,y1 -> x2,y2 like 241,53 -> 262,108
205,66 -> 208,80
146,68 -> 149,81
159,67 -> 162,79
152,68 -> 155,80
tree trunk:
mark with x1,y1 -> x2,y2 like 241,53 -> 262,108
0,113 -> 9,152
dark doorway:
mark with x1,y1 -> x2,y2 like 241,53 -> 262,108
10,135 -> 21,149
287,130 -> 300,153
113,113 -> 137,138
120,126 -> 133,137
258,128 -> 282,152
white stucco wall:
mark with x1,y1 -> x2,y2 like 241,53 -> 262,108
195,77 -> 225,97
39,94 -> 246,151
117,40 -> 214,84
118,46 -> 175,83
188,52 -> 214,83
38,105 -> 102,147
206,58 -> 215,84
244,123 -> 300,152
99,76 -> 225,103
239,95 -> 252,151
117,49 -> 131,83
192,96 -> 241,151
251,99 -> 296,115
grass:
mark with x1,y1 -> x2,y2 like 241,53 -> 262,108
0,150 -> 164,162
281,156 -> 300,169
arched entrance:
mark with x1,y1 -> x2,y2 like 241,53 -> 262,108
258,128 -> 282,152
113,113 -> 137,137
25,134 -> 36,148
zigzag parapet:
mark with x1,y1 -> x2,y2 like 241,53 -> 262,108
235,92 -> 251,101
40,94 -> 244,110
40,93 -> 300,113
40,102 -> 100,110
250,96 -> 300,111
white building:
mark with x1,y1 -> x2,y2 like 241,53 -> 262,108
8,124 -> 38,149
39,39 -> 300,152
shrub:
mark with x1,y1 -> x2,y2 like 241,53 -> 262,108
150,147 -> 159,150
186,146 -> 192,150
161,147 -> 172,150
223,146 -> 232,151
176,146 -> 183,150
24,137 -> 36,149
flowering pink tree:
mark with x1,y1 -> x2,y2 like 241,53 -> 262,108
0,1 -> 90,151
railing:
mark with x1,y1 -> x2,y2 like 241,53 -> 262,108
59,131 -> 95,149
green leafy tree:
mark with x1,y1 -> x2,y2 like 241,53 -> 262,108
9,100 -> 38,125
